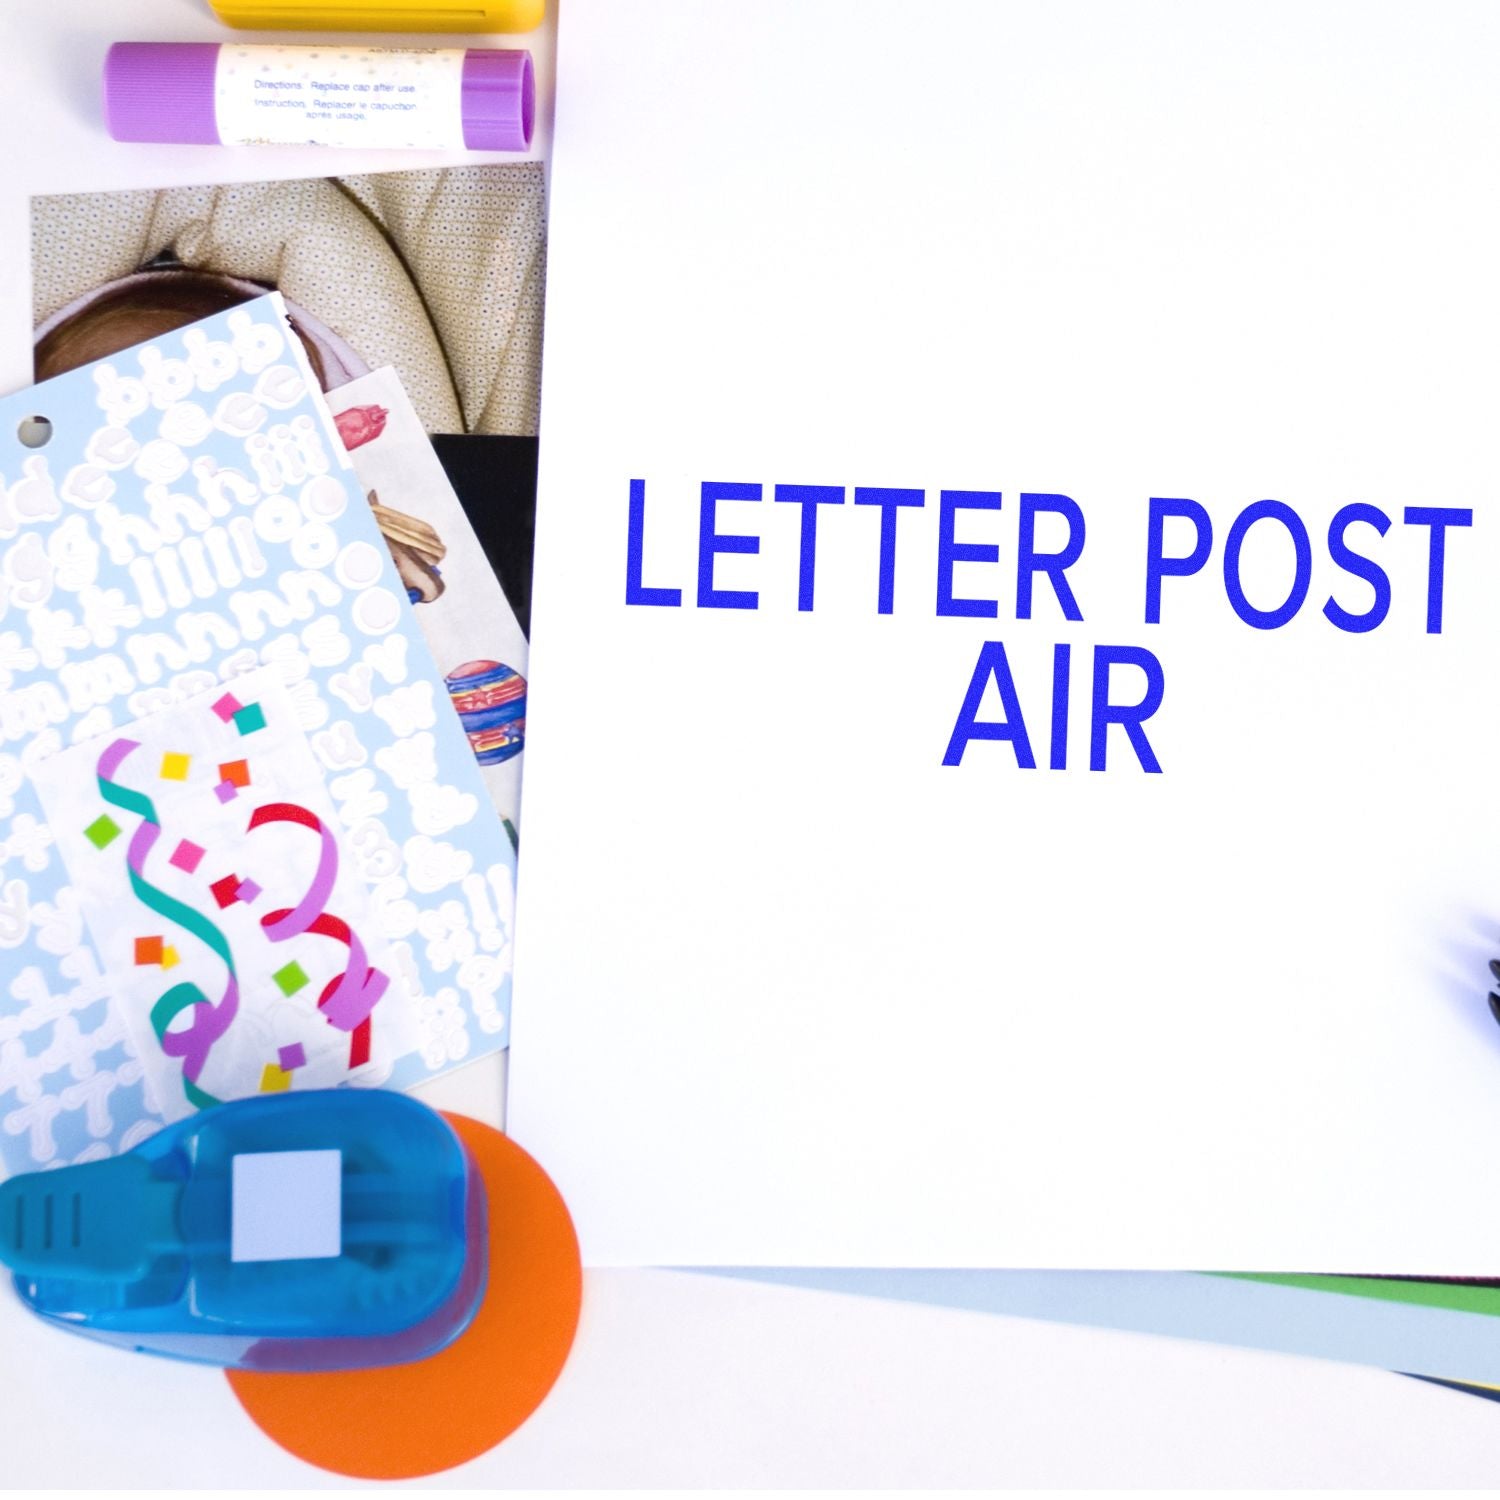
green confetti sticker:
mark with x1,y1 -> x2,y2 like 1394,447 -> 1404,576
273,960 -> 309,996
84,814 -> 121,849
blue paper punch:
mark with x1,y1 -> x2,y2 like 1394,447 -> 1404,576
0,1090 -> 488,1371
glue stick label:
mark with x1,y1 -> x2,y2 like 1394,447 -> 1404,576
213,45 -> 468,151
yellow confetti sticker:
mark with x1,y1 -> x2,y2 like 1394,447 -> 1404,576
159,752 -> 191,781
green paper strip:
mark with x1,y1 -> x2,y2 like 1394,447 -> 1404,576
1223,1273 -> 1500,1319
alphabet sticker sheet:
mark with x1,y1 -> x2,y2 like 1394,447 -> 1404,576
0,294 -> 515,1176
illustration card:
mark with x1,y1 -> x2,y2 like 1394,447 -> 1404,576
329,368 -> 529,832
0,294 -> 515,1176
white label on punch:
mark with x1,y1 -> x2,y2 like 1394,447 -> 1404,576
231,1149 -> 343,1263
213,45 -> 467,151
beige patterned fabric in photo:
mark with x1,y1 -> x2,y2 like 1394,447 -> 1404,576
32,163 -> 546,436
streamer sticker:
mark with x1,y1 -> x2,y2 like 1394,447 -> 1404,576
31,669 -> 419,1119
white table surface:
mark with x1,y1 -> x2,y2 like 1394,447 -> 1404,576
3,1 -> 1500,1486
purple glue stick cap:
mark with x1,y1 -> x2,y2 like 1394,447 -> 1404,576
462,49 -> 535,152
104,43 -> 222,146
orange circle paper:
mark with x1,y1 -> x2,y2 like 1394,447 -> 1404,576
227,1113 -> 582,1480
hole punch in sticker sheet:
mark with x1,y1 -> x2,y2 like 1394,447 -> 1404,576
0,293 -> 517,1175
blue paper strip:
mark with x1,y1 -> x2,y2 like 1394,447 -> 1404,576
706,1269 -> 1500,1385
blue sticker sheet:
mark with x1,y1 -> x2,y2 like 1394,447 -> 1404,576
0,294 -> 515,1176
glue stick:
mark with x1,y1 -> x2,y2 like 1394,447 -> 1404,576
103,42 -> 534,152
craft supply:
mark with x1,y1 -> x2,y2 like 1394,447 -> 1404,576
229,1111 -> 582,1479
206,0 -> 546,34
724,1268 -> 1500,1391
327,369 -> 532,826
0,293 -> 518,1179
29,668 -> 421,1106
0,1090 -> 487,1372
445,660 -> 526,765
104,43 -> 534,152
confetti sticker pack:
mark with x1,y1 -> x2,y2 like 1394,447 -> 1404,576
30,670 -> 419,1111
0,294 -> 516,1175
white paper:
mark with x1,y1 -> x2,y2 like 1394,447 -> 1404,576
510,0 -> 1500,1269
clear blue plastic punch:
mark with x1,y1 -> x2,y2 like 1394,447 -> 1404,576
0,1090 -> 488,1371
